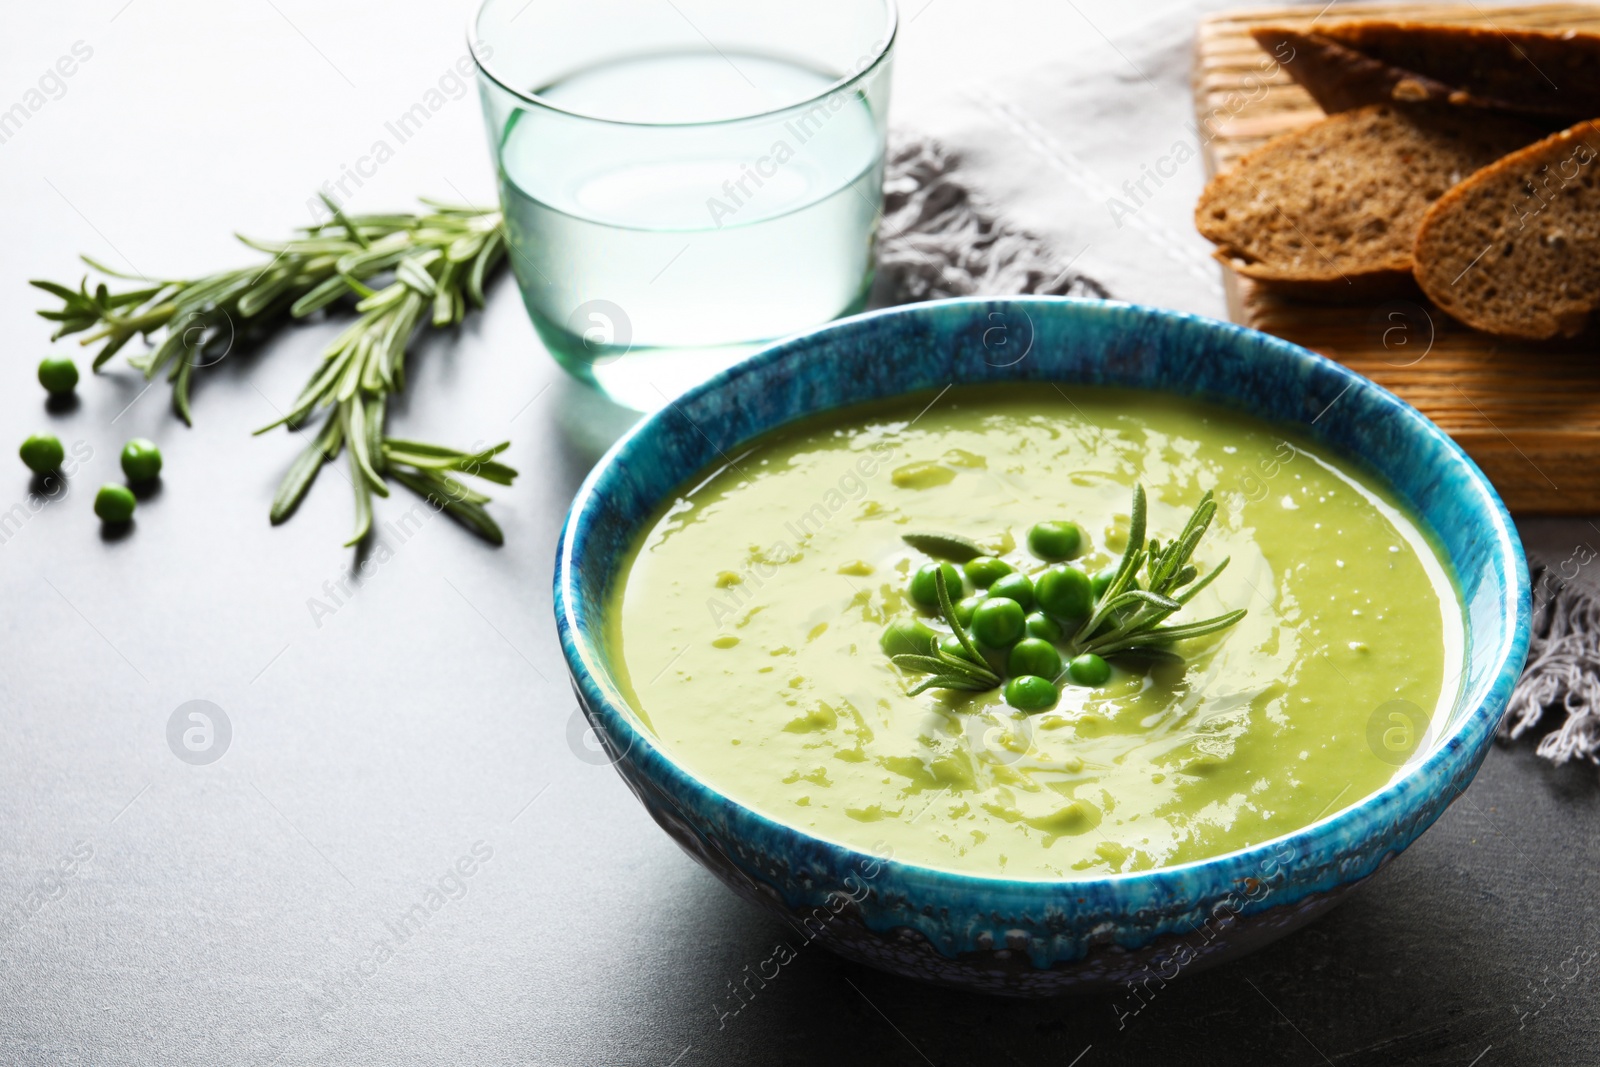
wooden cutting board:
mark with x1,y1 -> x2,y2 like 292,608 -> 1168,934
1193,2 -> 1600,514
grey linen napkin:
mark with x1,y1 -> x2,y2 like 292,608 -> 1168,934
875,135 -> 1600,770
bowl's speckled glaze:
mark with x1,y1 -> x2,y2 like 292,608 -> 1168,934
554,298 -> 1530,996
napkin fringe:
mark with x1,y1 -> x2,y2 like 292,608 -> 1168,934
1500,569 -> 1600,766
880,138 -> 1109,304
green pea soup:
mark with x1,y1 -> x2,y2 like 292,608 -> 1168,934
605,385 -> 1464,879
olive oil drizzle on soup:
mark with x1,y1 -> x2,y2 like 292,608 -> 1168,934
607,386 -> 1463,879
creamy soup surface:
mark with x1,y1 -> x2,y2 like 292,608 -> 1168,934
608,386 -> 1463,878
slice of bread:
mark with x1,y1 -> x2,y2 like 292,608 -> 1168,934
1321,21 -> 1600,118
1196,104 -> 1542,299
1414,120 -> 1600,339
1252,26 -> 1468,115
1253,21 -> 1600,121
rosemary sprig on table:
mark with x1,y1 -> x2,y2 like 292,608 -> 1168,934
31,196 -> 516,546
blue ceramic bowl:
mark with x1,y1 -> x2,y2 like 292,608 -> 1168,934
554,297 -> 1530,996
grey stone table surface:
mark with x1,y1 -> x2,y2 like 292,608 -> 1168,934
2,2 -> 1597,1065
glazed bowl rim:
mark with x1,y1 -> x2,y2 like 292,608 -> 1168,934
555,295 -> 1531,889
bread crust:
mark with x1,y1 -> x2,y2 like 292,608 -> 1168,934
1223,259 -> 1418,303
1251,26 -> 1465,115
1324,21 -> 1600,118
1254,21 -> 1600,121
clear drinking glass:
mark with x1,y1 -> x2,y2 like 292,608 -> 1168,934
471,0 -> 896,410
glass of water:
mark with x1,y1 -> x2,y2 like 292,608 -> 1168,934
471,0 -> 896,411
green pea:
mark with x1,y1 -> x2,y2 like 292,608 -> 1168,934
963,556 -> 1013,588
1004,675 -> 1059,712
1035,565 -> 1093,619
19,434 -> 64,474
94,484 -> 136,524
881,618 -> 936,657
120,438 -> 162,483
987,572 -> 1034,611
37,357 -> 79,396
1025,611 -> 1063,642
1028,520 -> 1083,561
909,561 -> 963,610
939,635 -> 969,659
1067,652 -> 1111,687
1007,638 -> 1063,680
1091,567 -> 1119,598
955,594 -> 985,628
970,597 -> 1025,648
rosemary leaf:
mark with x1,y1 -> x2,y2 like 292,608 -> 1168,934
1176,557 -> 1230,605
172,358 -> 195,426
935,568 -> 987,669
891,654 -> 962,675
902,531 -> 988,562
1093,609 -> 1249,655
389,468 -> 505,545
346,450 -> 373,548
270,414 -> 345,524
931,643 -> 993,674
908,675 -> 993,696
1109,484 -> 1147,597
343,401 -> 388,498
